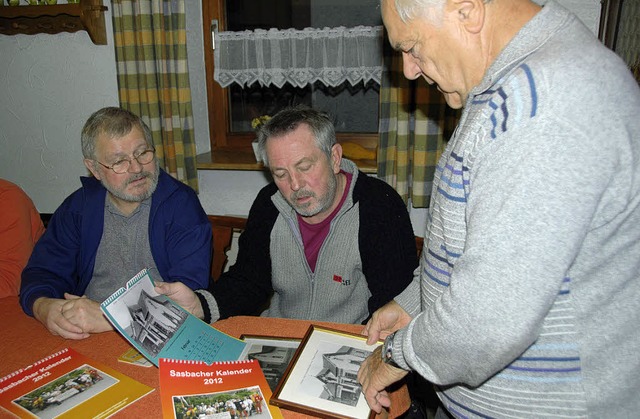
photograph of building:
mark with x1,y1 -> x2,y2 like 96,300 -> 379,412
126,290 -> 188,357
314,346 -> 371,407
248,345 -> 298,391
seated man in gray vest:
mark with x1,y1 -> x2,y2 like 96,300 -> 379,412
157,106 -> 418,325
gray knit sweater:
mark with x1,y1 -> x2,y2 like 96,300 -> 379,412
392,1 -> 640,417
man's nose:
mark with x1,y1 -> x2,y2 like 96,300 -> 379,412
402,52 -> 422,80
289,172 -> 303,191
127,158 -> 144,173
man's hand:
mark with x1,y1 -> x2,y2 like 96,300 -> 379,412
358,346 -> 409,413
61,293 -> 113,333
362,300 -> 412,345
155,281 -> 204,319
32,296 -> 90,340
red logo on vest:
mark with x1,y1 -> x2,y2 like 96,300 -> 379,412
333,275 -> 350,286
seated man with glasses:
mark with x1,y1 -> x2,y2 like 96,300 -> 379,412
20,107 -> 212,340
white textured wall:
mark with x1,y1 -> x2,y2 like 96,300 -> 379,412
0,0 -> 601,236
0,24 -> 118,213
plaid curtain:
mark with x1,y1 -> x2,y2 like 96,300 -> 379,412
112,0 -> 198,191
378,44 -> 459,208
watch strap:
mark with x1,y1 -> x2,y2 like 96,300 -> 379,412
382,331 -> 401,368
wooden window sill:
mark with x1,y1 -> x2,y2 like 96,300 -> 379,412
196,149 -> 377,174
196,149 -> 264,171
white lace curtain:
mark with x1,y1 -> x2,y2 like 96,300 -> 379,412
213,26 -> 384,88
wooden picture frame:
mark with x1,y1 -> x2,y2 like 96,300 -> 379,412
239,335 -> 301,392
270,325 -> 381,419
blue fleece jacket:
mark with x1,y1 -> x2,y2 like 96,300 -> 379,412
20,169 -> 212,316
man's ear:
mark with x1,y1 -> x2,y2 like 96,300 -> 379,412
84,158 -> 101,180
454,0 -> 485,34
331,143 -> 343,174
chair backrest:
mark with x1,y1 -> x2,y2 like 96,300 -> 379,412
207,215 -> 247,281
40,213 -> 53,228
415,235 -> 424,260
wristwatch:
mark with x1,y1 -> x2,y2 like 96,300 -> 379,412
381,331 -> 401,369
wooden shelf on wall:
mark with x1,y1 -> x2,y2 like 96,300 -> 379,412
0,0 -> 107,45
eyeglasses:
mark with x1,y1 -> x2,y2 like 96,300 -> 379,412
94,149 -> 156,174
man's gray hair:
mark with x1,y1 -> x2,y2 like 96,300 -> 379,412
256,105 -> 336,167
392,0 -> 446,22
81,107 -> 153,160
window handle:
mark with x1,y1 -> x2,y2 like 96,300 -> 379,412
211,19 -> 218,50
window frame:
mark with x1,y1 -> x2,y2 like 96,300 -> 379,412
598,0 -> 622,49
201,0 -> 380,154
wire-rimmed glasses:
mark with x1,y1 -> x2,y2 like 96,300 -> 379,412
94,149 -> 156,174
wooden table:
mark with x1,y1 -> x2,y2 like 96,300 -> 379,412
0,296 -> 409,418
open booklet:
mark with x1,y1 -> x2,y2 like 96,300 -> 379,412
100,268 -> 247,367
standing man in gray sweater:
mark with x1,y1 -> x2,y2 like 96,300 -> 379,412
358,0 -> 640,417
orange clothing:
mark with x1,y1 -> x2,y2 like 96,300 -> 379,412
0,179 -> 45,298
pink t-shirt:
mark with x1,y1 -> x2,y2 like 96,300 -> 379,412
297,171 -> 353,272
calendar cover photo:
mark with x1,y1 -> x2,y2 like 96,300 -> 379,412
159,358 -> 283,419
0,347 -> 153,419
100,268 -> 247,367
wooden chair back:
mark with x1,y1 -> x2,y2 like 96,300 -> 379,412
207,215 -> 247,281
415,235 -> 424,259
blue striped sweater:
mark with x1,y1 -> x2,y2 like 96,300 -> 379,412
392,1 -> 640,417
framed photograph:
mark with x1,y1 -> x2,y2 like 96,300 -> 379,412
239,335 -> 301,392
271,325 -> 381,419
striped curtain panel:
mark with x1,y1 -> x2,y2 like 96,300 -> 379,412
111,0 -> 198,191
378,46 -> 459,208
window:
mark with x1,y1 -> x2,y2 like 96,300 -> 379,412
598,0 -> 640,83
202,0 -> 382,158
